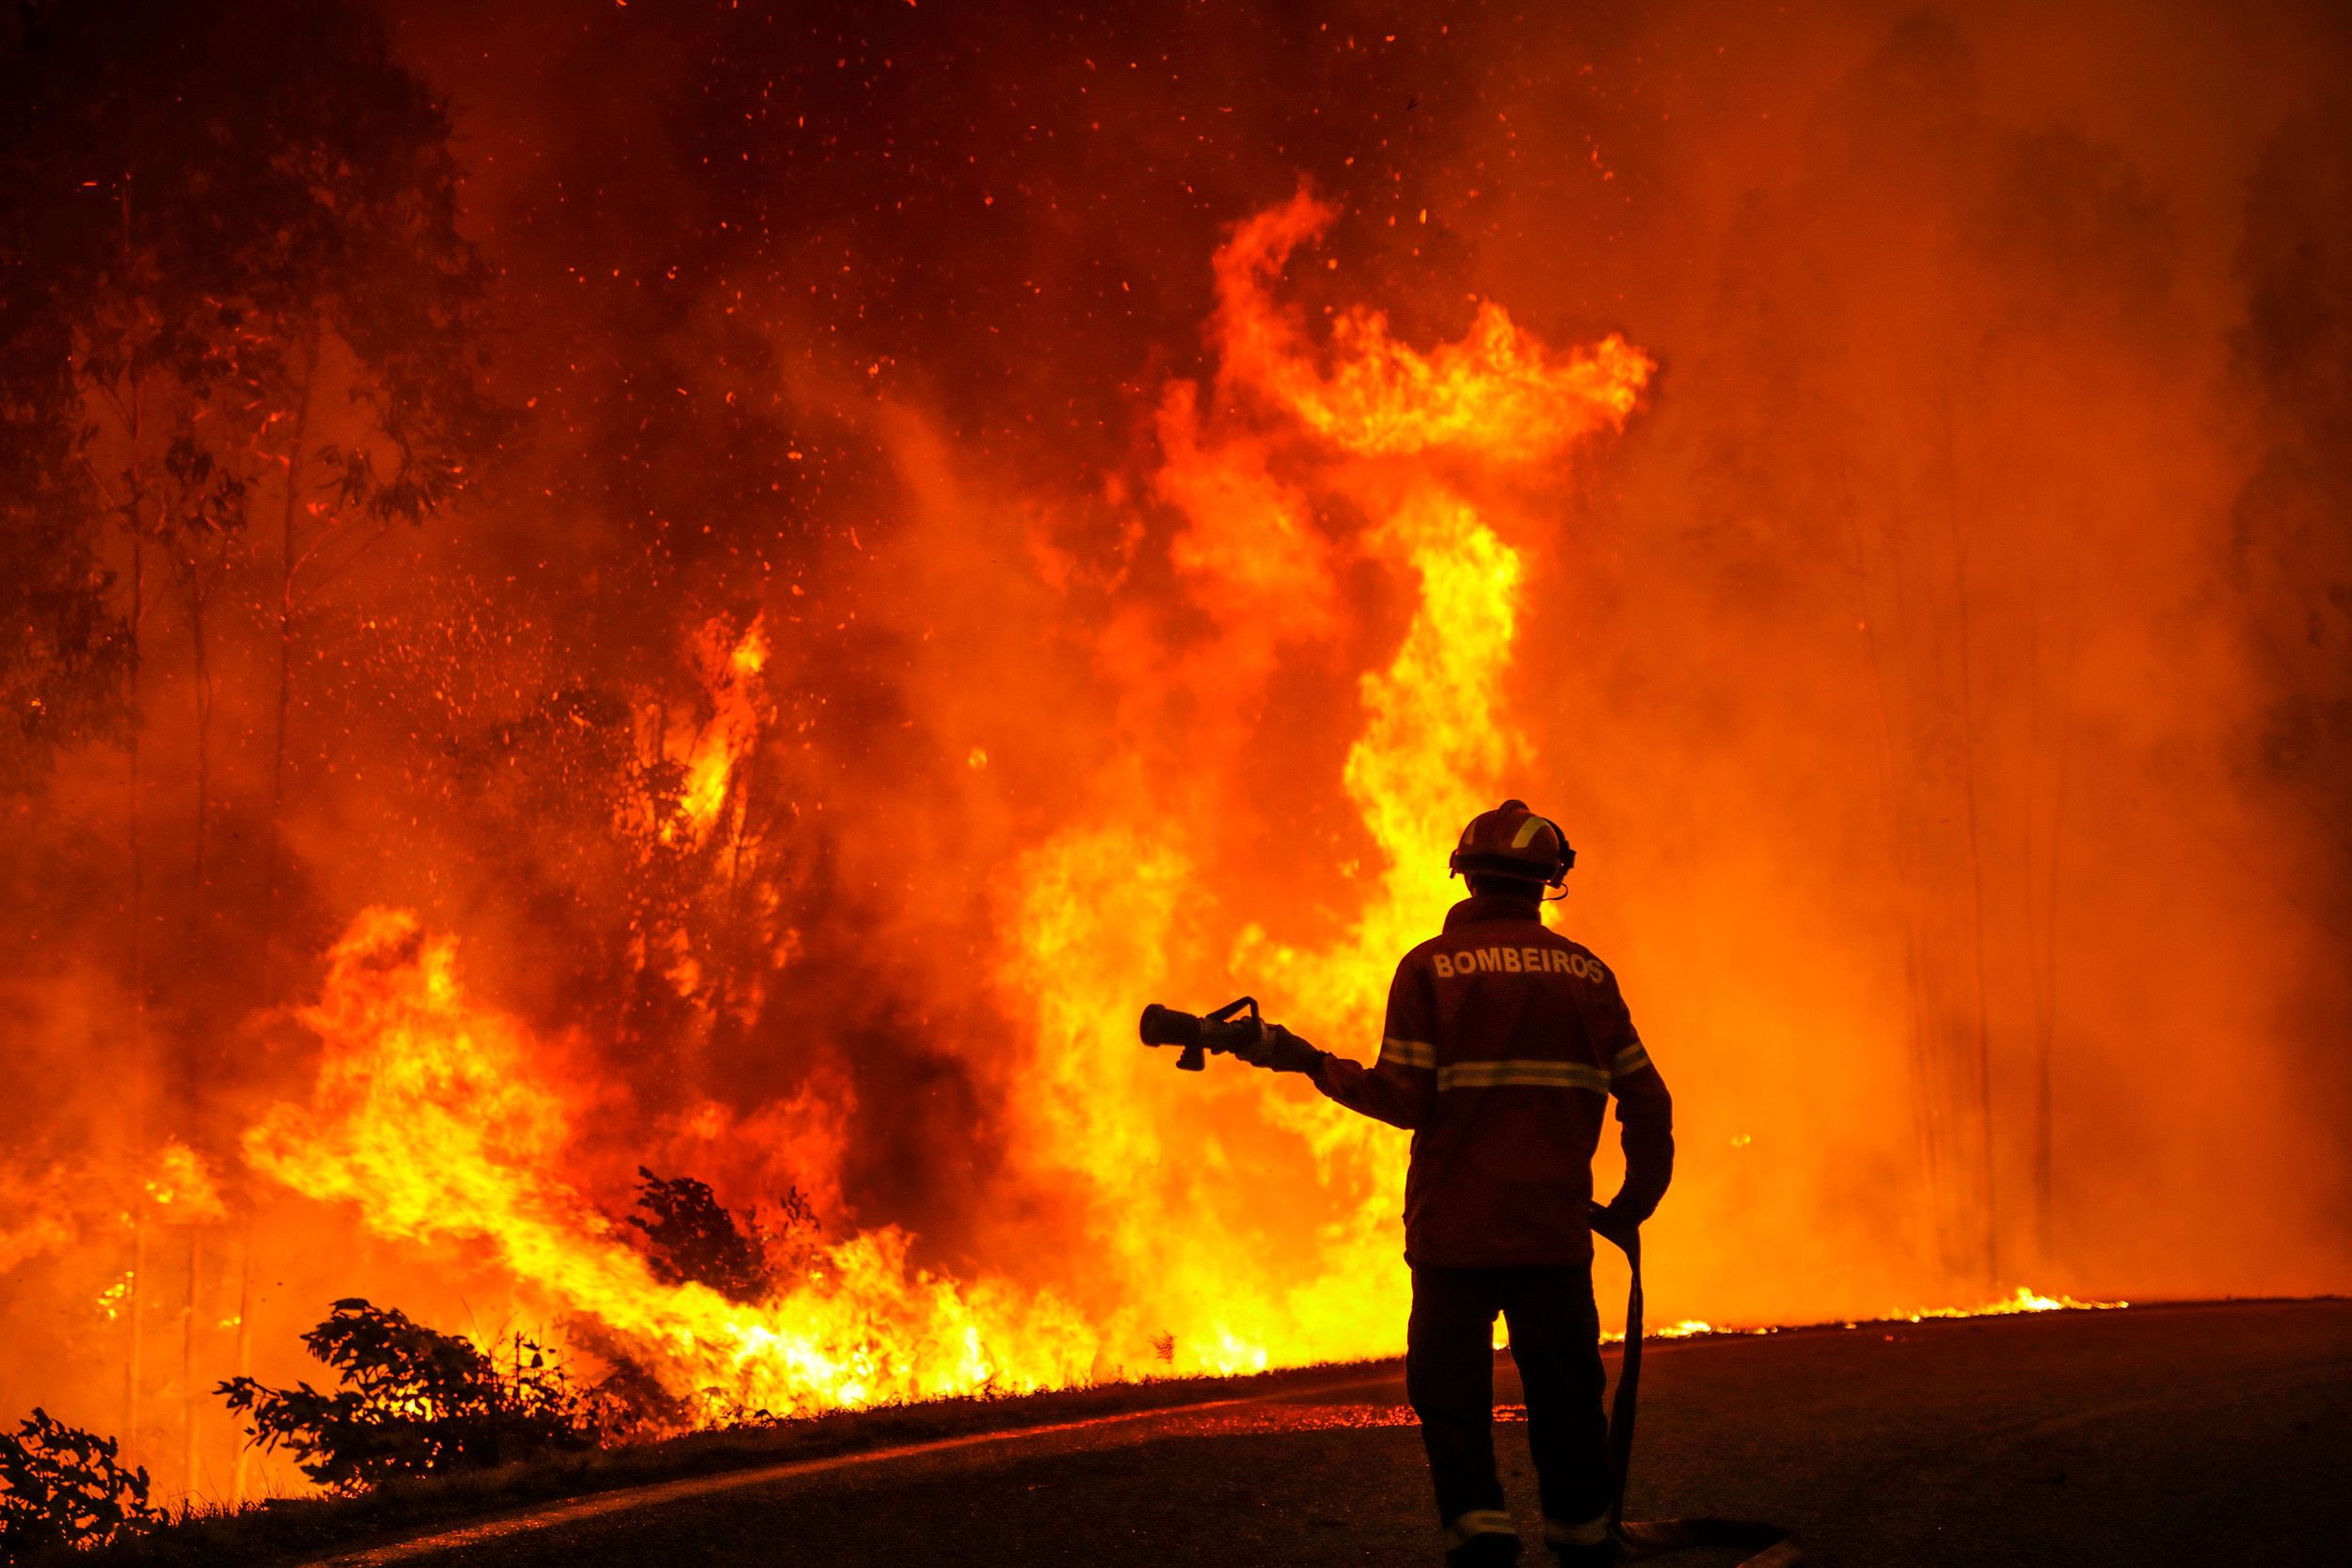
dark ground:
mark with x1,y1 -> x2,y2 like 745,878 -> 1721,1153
315,1300 -> 2346,1568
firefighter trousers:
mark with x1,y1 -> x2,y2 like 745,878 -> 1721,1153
1406,1263 -> 1613,1561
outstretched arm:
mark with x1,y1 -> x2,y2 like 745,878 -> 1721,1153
1313,1036 -> 1437,1130
1239,955 -> 1437,1130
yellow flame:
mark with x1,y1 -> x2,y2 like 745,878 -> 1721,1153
664,616 -> 768,846
1213,189 -> 1651,460
1903,1285 -> 2129,1321
245,910 -> 1102,1417
147,1140 -> 226,1223
1606,1286 -> 2129,1344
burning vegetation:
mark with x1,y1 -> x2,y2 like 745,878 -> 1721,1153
3,0 -> 2351,1520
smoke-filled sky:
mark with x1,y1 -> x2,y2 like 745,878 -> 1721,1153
5,0 -> 2350,1503
369,0 -> 2352,1282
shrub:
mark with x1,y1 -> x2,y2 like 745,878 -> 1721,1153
0,1408 -> 163,1560
627,1167 -> 772,1303
218,1300 -> 611,1493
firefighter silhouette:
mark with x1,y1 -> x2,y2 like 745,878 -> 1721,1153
1235,800 -> 1675,1567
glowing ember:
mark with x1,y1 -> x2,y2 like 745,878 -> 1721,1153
94,1275 -> 135,1323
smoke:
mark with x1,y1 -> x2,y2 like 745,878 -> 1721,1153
5,0 -> 2351,1500
381,0 -> 2352,1309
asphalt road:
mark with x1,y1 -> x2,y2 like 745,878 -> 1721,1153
337,1300 -> 2350,1568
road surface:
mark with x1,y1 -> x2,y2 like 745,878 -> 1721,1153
320,1299 -> 2350,1568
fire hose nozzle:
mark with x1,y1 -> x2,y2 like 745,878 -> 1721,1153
1138,996 -> 1261,1071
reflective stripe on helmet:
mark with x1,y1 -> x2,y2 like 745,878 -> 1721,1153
1451,798 -> 1572,883
1444,1510 -> 1518,1547
1436,1059 -> 1611,1093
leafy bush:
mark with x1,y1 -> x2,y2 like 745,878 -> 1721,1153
627,1167 -> 773,1303
218,1300 -> 611,1493
0,1408 -> 163,1559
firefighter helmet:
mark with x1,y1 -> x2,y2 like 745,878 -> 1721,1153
1449,798 -> 1575,887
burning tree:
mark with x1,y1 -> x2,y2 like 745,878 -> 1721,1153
2,0 -> 501,1499
628,1167 -> 776,1305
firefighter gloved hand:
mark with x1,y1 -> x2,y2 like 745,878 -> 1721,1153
1587,1199 -> 1642,1250
1235,1022 -> 1324,1076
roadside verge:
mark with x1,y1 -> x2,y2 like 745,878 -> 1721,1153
73,1357 -> 1406,1568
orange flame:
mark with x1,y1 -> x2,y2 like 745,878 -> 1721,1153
991,190 -> 1651,1367
240,193 -> 1654,1416
660,615 -> 768,847
245,909 -> 1103,1416
1214,193 -> 1649,461
146,1139 -> 228,1223
1901,1285 -> 2128,1321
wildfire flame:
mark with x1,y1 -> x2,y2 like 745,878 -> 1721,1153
6,6 -> 2344,1526
660,615 -> 769,847
234,190 -> 1658,1416
245,909 -> 1102,1416
995,191 -> 1649,1370
228,192 -> 2141,1433
145,1140 -> 227,1224
1901,1285 -> 2127,1321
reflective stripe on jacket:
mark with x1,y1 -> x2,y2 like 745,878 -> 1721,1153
1312,892 -> 1674,1268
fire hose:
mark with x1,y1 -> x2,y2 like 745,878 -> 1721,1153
1141,998 -> 1801,1563
1600,1224 -> 1800,1565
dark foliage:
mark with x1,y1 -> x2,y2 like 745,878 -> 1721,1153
627,1168 -> 774,1304
0,1408 -> 163,1559
216,1300 -> 609,1495
0,0 -> 501,788
81,1354 -> 1401,1568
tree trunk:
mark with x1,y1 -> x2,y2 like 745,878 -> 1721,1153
1942,410 -> 2000,1292
1839,475 -> 1949,1235
123,530 -> 150,1472
182,1228 -> 203,1503
2027,562 -> 2082,1265
121,1215 -> 146,1472
259,335 -> 317,1005
185,587 -> 214,1121
119,263 -> 152,1466
230,1224 -> 255,1503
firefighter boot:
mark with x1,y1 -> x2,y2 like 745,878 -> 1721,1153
1543,1511 -> 1616,1568
1444,1530 -> 1522,1568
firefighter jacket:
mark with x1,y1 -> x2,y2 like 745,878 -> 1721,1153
1311,891 -> 1674,1268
